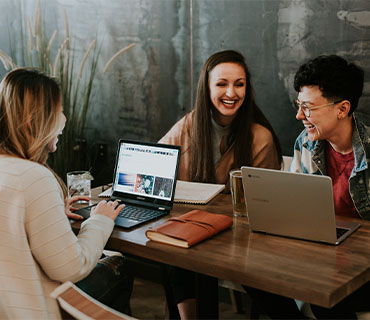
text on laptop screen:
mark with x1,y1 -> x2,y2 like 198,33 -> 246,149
113,142 -> 179,201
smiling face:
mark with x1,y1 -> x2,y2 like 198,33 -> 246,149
208,62 -> 246,126
296,85 -> 340,142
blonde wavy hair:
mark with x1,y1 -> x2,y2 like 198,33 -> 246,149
0,68 -> 67,197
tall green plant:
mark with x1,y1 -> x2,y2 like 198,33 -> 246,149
50,38 -> 101,177
0,1 -> 135,181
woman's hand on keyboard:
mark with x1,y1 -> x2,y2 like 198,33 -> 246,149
91,200 -> 125,221
65,195 -> 90,220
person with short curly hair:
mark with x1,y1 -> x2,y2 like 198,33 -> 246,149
291,54 -> 367,219
290,54 -> 370,319
247,55 -> 370,319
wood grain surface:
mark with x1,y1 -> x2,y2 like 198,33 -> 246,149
71,187 -> 370,308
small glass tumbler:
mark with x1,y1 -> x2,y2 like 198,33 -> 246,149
229,169 -> 248,217
66,171 -> 93,203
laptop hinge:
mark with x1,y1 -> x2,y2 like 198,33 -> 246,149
113,196 -> 171,212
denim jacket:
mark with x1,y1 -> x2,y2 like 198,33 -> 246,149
290,115 -> 370,220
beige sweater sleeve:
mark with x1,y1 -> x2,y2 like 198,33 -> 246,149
24,164 -> 114,283
159,114 -> 189,147
159,113 -> 193,181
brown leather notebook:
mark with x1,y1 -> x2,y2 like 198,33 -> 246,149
145,210 -> 233,248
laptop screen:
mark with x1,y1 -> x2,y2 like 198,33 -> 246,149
112,140 -> 180,204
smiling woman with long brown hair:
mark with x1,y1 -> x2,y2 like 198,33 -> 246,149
160,50 -> 282,319
0,68 -> 132,319
161,50 -> 281,190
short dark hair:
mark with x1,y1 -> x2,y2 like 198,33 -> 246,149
294,55 -> 364,115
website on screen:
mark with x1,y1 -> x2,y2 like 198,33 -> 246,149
113,142 -> 179,200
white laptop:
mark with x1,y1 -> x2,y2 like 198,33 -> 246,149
241,166 -> 360,245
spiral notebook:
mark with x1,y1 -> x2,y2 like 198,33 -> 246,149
99,180 -> 225,205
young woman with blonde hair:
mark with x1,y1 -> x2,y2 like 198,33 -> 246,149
0,68 -> 132,319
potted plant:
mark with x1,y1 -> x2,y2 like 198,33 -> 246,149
0,1 -> 135,181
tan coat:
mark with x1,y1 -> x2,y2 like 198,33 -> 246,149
159,111 -> 281,191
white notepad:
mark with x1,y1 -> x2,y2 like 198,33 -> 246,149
99,180 -> 225,205
99,187 -> 112,198
173,180 -> 225,204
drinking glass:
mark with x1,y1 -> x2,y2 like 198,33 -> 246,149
229,169 -> 248,217
67,171 -> 93,203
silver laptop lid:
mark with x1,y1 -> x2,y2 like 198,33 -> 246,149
241,166 -> 339,244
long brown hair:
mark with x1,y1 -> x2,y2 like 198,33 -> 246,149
190,50 -> 282,182
0,68 -> 67,196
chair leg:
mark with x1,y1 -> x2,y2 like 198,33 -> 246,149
229,289 -> 245,314
245,292 -> 260,319
196,274 -> 218,319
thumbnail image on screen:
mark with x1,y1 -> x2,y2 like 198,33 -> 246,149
113,142 -> 179,200
153,177 -> 174,198
118,173 -> 135,191
134,174 -> 154,195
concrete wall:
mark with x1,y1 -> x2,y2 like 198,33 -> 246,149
1,0 -> 370,180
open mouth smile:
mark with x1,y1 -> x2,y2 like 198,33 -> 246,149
221,99 -> 238,107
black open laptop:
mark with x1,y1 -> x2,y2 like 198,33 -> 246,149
76,139 -> 181,228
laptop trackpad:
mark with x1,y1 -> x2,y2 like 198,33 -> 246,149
115,217 -> 138,228
75,204 -> 96,219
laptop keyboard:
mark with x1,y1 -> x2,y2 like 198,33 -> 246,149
118,205 -> 163,222
336,227 -> 348,239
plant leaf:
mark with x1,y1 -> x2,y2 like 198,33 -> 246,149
103,43 -> 135,73
78,39 -> 96,79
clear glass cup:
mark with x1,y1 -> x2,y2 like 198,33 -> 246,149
229,169 -> 248,217
66,171 -> 93,203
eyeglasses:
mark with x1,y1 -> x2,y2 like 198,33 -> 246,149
293,100 -> 342,118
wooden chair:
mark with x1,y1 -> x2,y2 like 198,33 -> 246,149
51,281 -> 136,320
218,279 -> 248,314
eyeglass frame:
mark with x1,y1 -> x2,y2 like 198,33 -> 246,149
293,99 -> 343,118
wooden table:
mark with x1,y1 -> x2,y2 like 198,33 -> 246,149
72,188 -> 370,309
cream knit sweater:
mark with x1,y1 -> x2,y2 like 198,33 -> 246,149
0,156 -> 114,319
